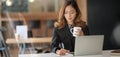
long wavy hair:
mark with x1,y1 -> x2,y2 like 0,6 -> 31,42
55,0 -> 86,29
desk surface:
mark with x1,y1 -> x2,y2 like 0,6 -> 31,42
19,51 -> 120,57
6,37 -> 52,44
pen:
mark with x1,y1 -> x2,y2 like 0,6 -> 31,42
61,42 -> 64,49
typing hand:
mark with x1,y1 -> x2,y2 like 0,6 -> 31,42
56,48 -> 70,55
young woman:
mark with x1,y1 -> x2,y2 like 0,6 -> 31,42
51,0 -> 89,55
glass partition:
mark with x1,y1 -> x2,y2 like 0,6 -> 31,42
1,0 -> 64,13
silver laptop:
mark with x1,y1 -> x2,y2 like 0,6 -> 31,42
74,35 -> 104,56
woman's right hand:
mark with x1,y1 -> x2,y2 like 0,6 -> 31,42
56,48 -> 70,55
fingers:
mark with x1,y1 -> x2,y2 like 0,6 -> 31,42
56,50 -> 65,55
56,49 -> 70,55
74,30 -> 84,36
61,48 -> 70,53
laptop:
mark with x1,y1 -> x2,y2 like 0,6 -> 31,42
74,35 -> 104,56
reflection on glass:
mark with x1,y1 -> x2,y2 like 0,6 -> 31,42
1,0 -> 64,13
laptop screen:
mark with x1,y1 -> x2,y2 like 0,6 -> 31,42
74,35 -> 104,56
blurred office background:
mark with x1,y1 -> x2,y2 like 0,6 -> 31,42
0,0 -> 120,57
0,0 -> 87,57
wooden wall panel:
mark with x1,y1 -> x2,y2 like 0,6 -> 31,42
77,0 -> 87,22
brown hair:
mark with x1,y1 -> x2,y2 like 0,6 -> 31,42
55,0 -> 86,29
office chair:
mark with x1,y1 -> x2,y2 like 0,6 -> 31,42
0,27 -> 10,57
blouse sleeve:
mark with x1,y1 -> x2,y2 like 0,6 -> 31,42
50,28 -> 61,53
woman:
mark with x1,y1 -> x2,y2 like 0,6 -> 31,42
51,0 -> 89,55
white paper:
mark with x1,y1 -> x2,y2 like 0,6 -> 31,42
16,25 -> 28,39
57,53 -> 73,57
19,53 -> 73,57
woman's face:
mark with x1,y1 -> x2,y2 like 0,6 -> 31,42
64,5 -> 76,25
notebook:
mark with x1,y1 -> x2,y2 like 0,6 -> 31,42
74,35 -> 104,56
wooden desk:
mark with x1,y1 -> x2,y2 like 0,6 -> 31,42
6,37 -> 52,44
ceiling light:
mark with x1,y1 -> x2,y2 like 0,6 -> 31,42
29,0 -> 34,3
6,0 -> 12,6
